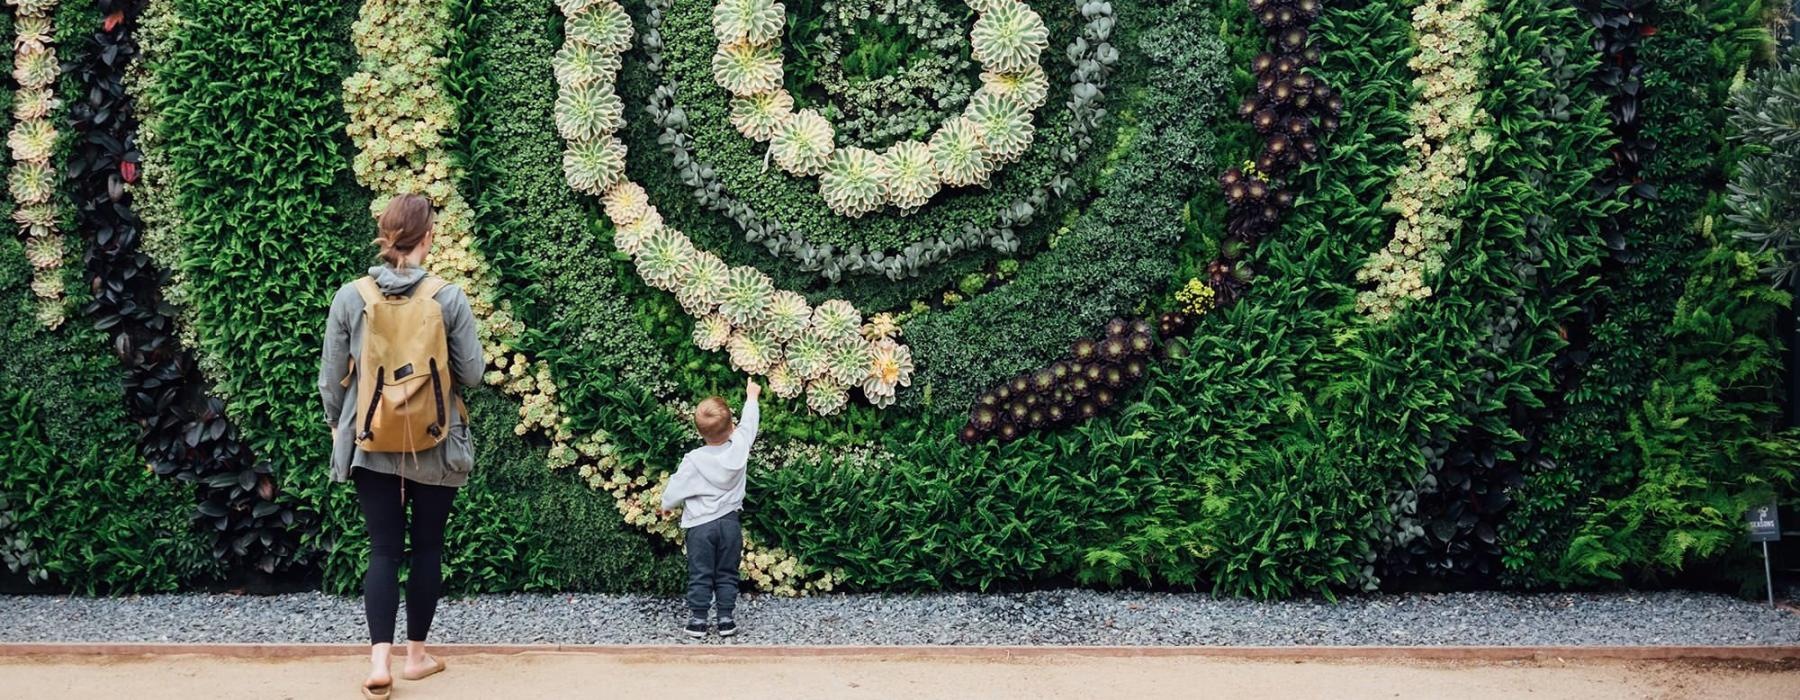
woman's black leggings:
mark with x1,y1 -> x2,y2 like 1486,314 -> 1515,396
352,468 -> 457,645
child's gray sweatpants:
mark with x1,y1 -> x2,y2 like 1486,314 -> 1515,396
684,510 -> 742,619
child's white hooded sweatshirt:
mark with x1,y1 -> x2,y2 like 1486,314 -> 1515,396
660,399 -> 759,529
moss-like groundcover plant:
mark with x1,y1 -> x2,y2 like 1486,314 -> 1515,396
0,0 -> 1793,600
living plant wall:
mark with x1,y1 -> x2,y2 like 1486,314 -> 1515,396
1,0 -> 1796,599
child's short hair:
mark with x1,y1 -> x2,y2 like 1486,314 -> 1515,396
695,396 -> 733,444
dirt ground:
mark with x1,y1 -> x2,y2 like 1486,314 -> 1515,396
3,652 -> 1798,699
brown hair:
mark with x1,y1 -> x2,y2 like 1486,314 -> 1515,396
375,194 -> 434,268
695,396 -> 733,444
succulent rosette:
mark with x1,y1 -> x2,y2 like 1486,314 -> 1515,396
729,89 -> 794,142
963,90 -> 1035,163
767,363 -> 804,400
602,181 -> 652,226
554,41 -> 622,88
785,329 -> 834,380
771,109 -> 836,176
712,0 -> 786,45
566,0 -> 635,54
810,299 -> 863,340
765,290 -> 813,341
727,325 -> 782,375
634,226 -> 696,290
826,337 -> 875,387
863,339 -> 915,408
881,140 -> 940,210
980,65 -> 1050,111
819,146 -> 889,218
675,251 -> 732,315
692,314 -> 733,351
7,118 -> 55,162
563,136 -> 628,195
712,41 -> 785,96
717,265 -> 777,326
804,377 -> 849,416
861,312 -> 902,341
929,116 -> 993,188
555,81 -> 626,142
970,1 -> 1048,73
612,207 -> 663,256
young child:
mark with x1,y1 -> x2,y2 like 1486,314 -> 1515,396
660,379 -> 760,638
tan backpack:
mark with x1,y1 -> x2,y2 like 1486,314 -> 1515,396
350,275 -> 461,453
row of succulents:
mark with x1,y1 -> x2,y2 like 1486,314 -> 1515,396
645,0 -> 1117,282
712,0 -> 1049,216
958,314 -> 1194,443
558,0 -> 916,412
8,0 -> 64,328
1208,0 -> 1338,307
342,0 -> 837,595
1352,0 -> 1491,321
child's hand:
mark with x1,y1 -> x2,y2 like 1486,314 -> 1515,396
746,378 -> 762,401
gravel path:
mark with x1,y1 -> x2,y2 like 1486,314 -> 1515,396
3,590 -> 1798,646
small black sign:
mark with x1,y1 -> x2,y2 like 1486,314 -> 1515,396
1747,502 -> 1782,543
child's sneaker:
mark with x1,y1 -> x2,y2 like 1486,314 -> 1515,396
684,618 -> 708,639
716,617 -> 738,637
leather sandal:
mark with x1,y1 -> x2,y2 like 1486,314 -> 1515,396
400,657 -> 446,681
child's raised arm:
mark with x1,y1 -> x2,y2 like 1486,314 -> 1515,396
733,379 -> 761,452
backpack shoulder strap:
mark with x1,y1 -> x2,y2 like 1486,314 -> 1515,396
352,276 -> 384,307
413,275 -> 449,302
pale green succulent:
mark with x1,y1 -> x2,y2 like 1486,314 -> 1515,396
767,363 -> 803,399
612,207 -> 663,256
635,227 -> 695,290
771,109 -> 835,176
562,136 -> 628,195
765,290 -> 812,341
929,117 -> 993,188
30,273 -> 63,301
692,314 -> 733,352
9,0 -> 57,19
24,234 -> 60,270
826,338 -> 875,386
554,42 -> 622,88
711,41 -> 784,97
880,141 -> 940,210
785,330 -> 833,379
963,0 -> 1012,13
963,91 -> 1034,163
9,161 -> 56,205
805,377 -> 849,416
717,265 -> 776,326
970,2 -> 1048,74
980,66 -> 1049,111
819,147 -> 889,218
712,0 -> 786,45
729,89 -> 794,142
8,119 -> 57,163
13,48 -> 58,90
567,0 -> 635,54
675,251 -> 731,315
14,16 -> 51,51
862,339 -> 914,408
12,88 -> 56,122
810,299 -> 862,340
727,325 -> 782,375
602,181 -> 652,227
555,82 -> 625,142
12,202 -> 56,228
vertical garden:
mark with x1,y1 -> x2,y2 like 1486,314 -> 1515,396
0,0 -> 1794,599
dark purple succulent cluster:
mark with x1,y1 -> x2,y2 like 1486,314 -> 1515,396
1212,0 -> 1340,305
959,317 -> 1192,443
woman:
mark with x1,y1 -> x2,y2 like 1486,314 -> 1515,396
318,193 -> 482,698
